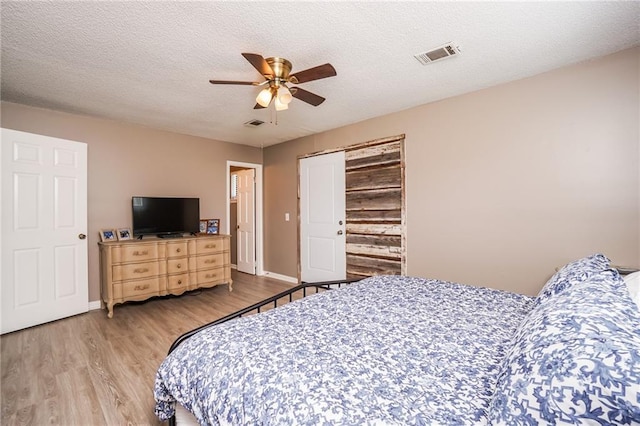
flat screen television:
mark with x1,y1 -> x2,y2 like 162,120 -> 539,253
132,196 -> 200,238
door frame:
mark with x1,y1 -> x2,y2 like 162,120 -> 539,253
226,161 -> 264,276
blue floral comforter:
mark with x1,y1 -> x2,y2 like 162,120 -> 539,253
154,275 -> 534,425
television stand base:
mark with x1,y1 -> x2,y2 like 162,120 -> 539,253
157,233 -> 184,239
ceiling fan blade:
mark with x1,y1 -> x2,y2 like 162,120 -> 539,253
242,53 -> 274,77
289,63 -> 336,84
209,80 -> 260,85
290,87 -> 326,106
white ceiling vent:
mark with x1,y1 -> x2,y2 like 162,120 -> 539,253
414,43 -> 461,65
243,119 -> 265,127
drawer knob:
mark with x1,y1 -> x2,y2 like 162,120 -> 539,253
176,248 -> 181,253
133,268 -> 149,274
177,264 -> 182,269
177,280 -> 182,285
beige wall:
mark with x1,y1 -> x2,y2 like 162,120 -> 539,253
263,47 -> 640,296
1,102 -> 262,302
2,47 -> 638,302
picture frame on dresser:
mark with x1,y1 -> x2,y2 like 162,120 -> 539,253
199,219 -> 207,234
206,219 -> 220,235
117,228 -> 132,241
99,229 -> 117,242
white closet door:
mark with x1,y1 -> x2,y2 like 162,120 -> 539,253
300,151 -> 346,282
1,128 -> 88,334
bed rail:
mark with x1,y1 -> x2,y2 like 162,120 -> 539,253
167,278 -> 360,355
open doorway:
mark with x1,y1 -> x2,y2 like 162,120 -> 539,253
226,161 -> 263,276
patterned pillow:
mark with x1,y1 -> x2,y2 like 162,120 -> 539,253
624,271 -> 640,310
489,269 -> 640,425
534,253 -> 610,307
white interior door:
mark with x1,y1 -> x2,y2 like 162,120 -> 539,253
300,151 -> 346,282
1,128 -> 88,334
236,168 -> 256,274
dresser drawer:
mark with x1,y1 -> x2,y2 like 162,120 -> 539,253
196,253 -> 224,270
167,258 -> 188,274
196,268 -> 227,283
113,261 -> 159,281
167,273 -> 189,291
196,238 -> 228,254
122,278 -> 160,298
166,242 -> 188,258
115,244 -> 159,263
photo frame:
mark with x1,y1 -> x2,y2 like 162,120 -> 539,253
117,228 -> 132,241
199,219 -> 208,234
206,219 -> 220,235
100,229 -> 117,242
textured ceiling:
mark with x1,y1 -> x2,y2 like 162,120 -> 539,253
1,1 -> 639,147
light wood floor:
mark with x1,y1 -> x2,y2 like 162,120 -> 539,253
1,271 -> 296,426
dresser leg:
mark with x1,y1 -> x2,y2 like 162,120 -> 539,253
107,303 -> 114,318
228,280 -> 233,292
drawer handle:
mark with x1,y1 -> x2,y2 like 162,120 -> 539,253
177,279 -> 182,285
205,244 -> 217,249
133,250 -> 149,256
204,259 -> 217,264
134,284 -> 150,291
133,268 -> 149,274
176,248 -> 181,253
205,273 -> 218,279
176,264 -> 182,269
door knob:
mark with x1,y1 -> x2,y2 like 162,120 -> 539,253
78,233 -> 86,240
337,230 -> 343,235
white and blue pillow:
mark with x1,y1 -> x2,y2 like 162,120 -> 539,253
489,257 -> 640,425
534,253 -> 610,307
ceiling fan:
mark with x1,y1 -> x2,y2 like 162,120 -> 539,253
209,53 -> 336,111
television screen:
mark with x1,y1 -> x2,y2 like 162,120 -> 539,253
132,197 -> 200,237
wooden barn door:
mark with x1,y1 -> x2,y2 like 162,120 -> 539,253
344,135 -> 405,278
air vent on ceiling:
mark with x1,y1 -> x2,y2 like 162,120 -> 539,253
244,119 -> 265,127
414,43 -> 461,65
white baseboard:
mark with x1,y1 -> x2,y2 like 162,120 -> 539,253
88,300 -> 102,311
231,264 -> 237,270
263,271 -> 298,284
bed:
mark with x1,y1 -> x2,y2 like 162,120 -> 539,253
154,254 -> 640,425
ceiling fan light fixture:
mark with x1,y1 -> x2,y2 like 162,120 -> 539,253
210,53 -> 336,110
277,86 -> 293,104
256,87 -> 274,107
274,96 -> 288,111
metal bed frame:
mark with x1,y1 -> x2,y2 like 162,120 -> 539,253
166,278 -> 361,426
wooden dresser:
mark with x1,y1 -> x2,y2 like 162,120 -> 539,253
98,234 -> 231,317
